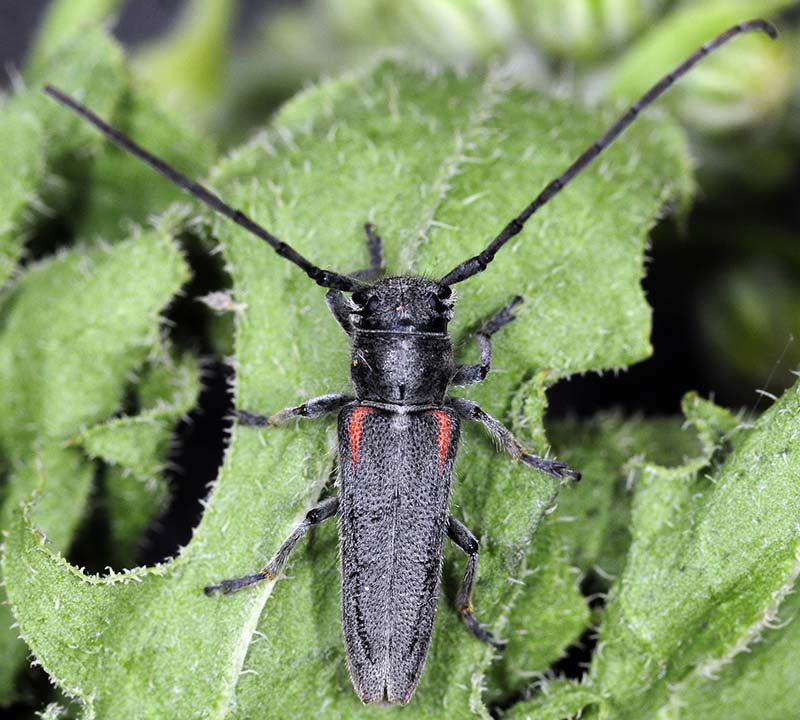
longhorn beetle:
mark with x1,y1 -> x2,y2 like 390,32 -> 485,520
45,19 -> 776,706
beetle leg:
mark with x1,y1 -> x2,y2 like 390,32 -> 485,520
325,223 -> 386,335
236,394 -> 355,427
448,397 -> 581,482
448,516 -> 505,650
204,496 -> 340,596
326,290 -> 354,334
348,222 -> 384,281
451,296 -> 523,386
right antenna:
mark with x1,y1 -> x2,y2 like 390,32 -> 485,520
440,19 -> 778,287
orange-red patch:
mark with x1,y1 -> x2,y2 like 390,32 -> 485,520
348,407 -> 375,467
426,410 -> 451,471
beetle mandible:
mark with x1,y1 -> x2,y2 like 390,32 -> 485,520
45,18 -> 776,706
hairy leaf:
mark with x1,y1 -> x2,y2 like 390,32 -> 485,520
0,216 -> 188,702
503,678 -> 601,720
550,414 -> 701,579
486,414 -> 701,705
589,386 -> 800,718
77,351 -> 201,566
0,21 -> 216,291
76,87 -> 216,242
3,58 -> 690,718
0,28 -> 125,288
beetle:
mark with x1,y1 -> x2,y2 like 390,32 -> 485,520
45,18 -> 776,706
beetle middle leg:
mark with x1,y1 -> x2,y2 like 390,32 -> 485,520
237,393 -> 354,427
451,295 -> 523,386
448,516 -> 505,650
449,397 -> 581,482
205,496 -> 340,595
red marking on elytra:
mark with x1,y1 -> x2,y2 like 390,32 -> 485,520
427,410 -> 451,471
348,407 -> 375,467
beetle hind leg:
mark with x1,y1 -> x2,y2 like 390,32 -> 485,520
448,516 -> 506,651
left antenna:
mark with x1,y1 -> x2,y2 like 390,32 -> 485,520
43,85 -> 361,292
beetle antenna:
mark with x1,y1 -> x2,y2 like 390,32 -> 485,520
440,18 -> 778,287
43,85 -> 362,292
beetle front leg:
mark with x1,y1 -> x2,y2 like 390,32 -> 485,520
204,496 -> 340,595
237,393 -> 355,427
325,223 -> 386,335
451,296 -> 523,386
349,222 -> 385,281
448,516 -> 506,651
449,397 -> 581,481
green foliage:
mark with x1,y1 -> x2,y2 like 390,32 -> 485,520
0,212 -> 189,703
134,0 -> 236,118
504,678 -> 601,720
582,387 -> 800,718
0,28 -> 124,289
2,6 -> 798,720
76,351 -> 201,566
550,414 -> 702,579
0,52 -> 693,718
24,0 -> 124,77
0,15 -> 206,704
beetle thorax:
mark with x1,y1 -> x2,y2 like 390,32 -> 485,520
348,277 -> 456,406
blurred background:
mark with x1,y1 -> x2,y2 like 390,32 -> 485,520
0,1 -> 798,713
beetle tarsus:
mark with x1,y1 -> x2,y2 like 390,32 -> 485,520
235,410 -> 270,427
462,609 -> 506,651
521,454 -> 581,482
204,573 -> 267,596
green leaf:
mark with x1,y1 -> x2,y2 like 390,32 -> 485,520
2,59 -> 690,717
487,413 -> 702,705
484,520 -> 589,706
76,352 -> 201,566
0,28 -> 126,288
550,414 -> 701,579
0,100 -> 43,288
655,588 -> 800,719
76,87 -> 217,242
0,216 -> 189,455
0,215 -> 188,703
590,383 -> 800,718
25,0 -> 124,78
134,0 -> 236,120
0,445 -> 94,703
24,29 -> 126,155
503,678 -> 601,720
0,22 -> 215,289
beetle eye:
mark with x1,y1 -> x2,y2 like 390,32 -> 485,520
351,290 -> 368,306
436,286 -> 452,301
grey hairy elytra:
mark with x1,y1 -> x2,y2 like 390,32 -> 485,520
45,18 -> 776,705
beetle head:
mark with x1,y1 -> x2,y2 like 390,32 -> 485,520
349,277 -> 454,334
